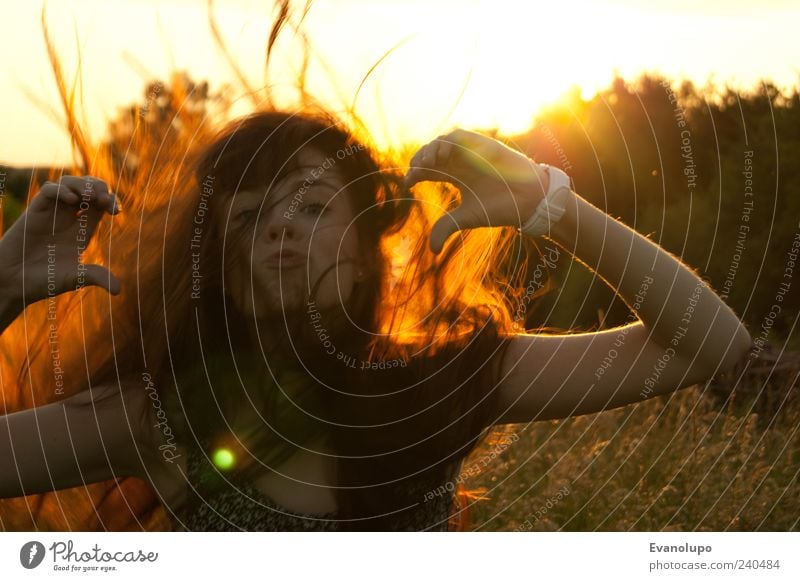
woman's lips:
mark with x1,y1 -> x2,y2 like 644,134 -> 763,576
264,251 -> 306,268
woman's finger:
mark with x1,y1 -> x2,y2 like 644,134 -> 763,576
73,264 -> 121,296
429,204 -> 485,255
404,166 -> 461,189
36,181 -> 80,207
404,167 -> 434,188
408,143 -> 430,171
423,141 -> 439,167
410,139 -> 444,171
58,175 -> 101,201
82,176 -> 120,214
436,136 -> 453,166
405,143 -> 431,187
84,176 -> 120,214
58,176 -> 119,215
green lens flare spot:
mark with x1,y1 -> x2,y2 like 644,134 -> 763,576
212,448 -> 236,470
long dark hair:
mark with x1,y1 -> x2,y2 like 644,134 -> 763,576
0,6 -> 546,530
0,104 -> 537,531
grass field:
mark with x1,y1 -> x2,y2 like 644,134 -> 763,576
462,350 -> 799,531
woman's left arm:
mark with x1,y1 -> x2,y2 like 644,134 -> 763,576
547,187 -> 752,370
406,129 -> 752,423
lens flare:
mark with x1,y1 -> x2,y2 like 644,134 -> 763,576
212,448 -> 236,470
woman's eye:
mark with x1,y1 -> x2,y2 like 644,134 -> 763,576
303,203 -> 327,215
236,209 -> 258,222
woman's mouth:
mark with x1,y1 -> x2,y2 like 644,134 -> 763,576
265,250 -> 306,268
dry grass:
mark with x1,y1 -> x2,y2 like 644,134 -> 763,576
461,347 -> 799,531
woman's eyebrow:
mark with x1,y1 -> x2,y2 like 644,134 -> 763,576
285,176 -> 342,197
235,187 -> 265,197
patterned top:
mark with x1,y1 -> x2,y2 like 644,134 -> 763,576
167,438 -> 459,532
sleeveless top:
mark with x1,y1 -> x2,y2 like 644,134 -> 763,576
166,437 -> 460,532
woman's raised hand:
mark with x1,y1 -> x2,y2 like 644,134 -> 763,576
404,129 -> 550,254
0,176 -> 121,309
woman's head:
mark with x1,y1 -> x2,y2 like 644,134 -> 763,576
193,111 -> 408,353
220,146 -> 366,316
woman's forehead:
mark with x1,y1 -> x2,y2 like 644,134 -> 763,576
291,148 -> 346,179
264,147 -> 346,189
225,157 -> 347,206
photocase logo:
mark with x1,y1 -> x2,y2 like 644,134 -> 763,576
19,541 -> 46,569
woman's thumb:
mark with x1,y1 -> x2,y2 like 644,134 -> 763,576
429,207 -> 482,255
78,264 -> 121,295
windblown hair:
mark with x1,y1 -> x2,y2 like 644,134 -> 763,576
162,109 -> 525,530
0,4 -> 553,532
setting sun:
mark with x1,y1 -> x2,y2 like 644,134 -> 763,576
1,0 -> 798,165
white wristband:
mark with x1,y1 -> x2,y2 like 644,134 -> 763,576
519,163 -> 572,237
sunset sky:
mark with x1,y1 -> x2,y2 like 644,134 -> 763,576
1,0 -> 798,166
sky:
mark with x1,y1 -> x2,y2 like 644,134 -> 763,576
1,0 -> 798,166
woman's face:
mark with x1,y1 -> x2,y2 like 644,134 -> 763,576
220,147 -> 368,319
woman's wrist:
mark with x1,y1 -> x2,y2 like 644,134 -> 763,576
519,164 -> 575,239
543,187 -> 580,246
0,285 -> 24,332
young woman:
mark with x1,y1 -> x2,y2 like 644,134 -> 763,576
0,111 -> 751,531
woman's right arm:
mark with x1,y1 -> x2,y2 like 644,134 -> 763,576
0,382 -> 149,498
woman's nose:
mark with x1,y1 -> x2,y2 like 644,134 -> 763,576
265,207 -> 298,241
